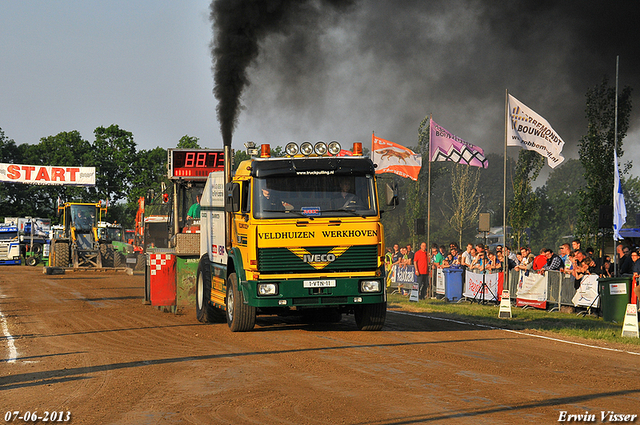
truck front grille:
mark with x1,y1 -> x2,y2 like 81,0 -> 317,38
257,245 -> 378,273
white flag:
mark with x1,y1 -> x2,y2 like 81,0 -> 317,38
613,149 -> 626,241
507,94 -> 565,168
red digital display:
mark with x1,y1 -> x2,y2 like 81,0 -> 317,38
169,149 -> 224,179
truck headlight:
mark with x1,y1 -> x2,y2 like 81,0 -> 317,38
285,142 -> 299,156
258,283 -> 278,296
300,142 -> 314,156
360,280 -> 381,293
328,141 -> 341,155
314,141 -> 327,155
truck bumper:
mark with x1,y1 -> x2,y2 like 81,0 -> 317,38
243,277 -> 386,308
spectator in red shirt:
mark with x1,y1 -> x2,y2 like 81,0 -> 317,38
413,242 -> 430,299
532,248 -> 547,271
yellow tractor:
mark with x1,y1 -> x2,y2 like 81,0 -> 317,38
50,202 -> 111,268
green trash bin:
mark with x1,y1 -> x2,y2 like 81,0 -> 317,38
598,277 -> 632,323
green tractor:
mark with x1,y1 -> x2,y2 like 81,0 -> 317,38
50,202 -> 113,268
97,222 -> 134,268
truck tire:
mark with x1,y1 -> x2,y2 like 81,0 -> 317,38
226,272 -> 255,332
196,255 -> 225,323
355,302 -> 387,331
53,241 -> 70,268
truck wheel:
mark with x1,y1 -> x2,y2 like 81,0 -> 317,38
196,255 -> 225,323
355,302 -> 387,331
53,241 -> 70,268
226,272 -> 255,332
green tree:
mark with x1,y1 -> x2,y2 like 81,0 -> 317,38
0,128 -> 25,218
444,164 -> 482,248
532,159 -> 586,248
89,125 -> 137,203
23,131 -> 93,217
577,76 -> 633,246
623,175 -> 640,227
176,135 -> 201,149
509,150 -> 544,249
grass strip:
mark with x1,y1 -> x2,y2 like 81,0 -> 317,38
387,293 -> 640,347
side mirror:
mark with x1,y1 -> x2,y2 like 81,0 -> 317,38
225,182 -> 241,213
385,182 -> 399,206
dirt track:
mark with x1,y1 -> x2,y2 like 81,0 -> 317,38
2,265 -> 640,424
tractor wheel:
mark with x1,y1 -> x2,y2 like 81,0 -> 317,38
114,251 -> 125,268
196,255 -> 225,323
53,241 -> 70,268
99,243 -> 114,267
134,253 -> 146,271
354,302 -> 387,331
225,272 -> 255,332
26,256 -> 39,267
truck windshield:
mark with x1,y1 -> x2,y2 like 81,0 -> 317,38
253,174 -> 378,219
0,229 -> 18,240
105,227 -> 123,242
71,205 -> 97,232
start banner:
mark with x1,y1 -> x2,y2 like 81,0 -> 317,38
0,163 -> 96,186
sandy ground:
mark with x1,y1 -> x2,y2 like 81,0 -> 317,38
1,265 -> 640,424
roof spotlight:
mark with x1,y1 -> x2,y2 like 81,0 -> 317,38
300,141 -> 313,156
328,141 -> 341,155
314,141 -> 328,156
285,142 -> 299,156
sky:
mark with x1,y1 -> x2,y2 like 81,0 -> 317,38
1,0 -> 639,180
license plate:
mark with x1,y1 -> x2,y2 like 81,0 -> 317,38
303,279 -> 336,288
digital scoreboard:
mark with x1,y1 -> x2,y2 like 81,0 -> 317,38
168,149 -> 224,180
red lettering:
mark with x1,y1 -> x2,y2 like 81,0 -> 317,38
21,165 -> 36,180
35,167 -> 51,181
66,168 -> 79,182
7,164 -> 20,179
52,167 -> 65,181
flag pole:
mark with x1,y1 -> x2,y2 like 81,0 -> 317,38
427,113 -> 432,298
613,56 -> 619,276
503,89 -> 508,273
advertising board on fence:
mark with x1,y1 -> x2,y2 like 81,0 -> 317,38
463,271 -> 502,302
395,265 -> 417,285
571,274 -> 600,308
516,271 -> 547,309
435,268 -> 445,295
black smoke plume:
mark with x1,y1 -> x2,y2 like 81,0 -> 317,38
210,0 -> 355,147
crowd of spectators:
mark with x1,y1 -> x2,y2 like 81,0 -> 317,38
386,239 -> 640,297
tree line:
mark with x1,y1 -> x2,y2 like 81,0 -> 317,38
0,78 -> 635,250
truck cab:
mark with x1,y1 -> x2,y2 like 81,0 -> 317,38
0,224 -> 21,265
197,141 -> 390,331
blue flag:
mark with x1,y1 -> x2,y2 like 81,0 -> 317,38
613,150 -> 626,241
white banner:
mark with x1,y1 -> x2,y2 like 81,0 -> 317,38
507,94 -> 565,168
464,271 -> 500,302
0,163 -> 96,186
516,271 -> 547,308
572,274 -> 600,308
435,268 -> 445,295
